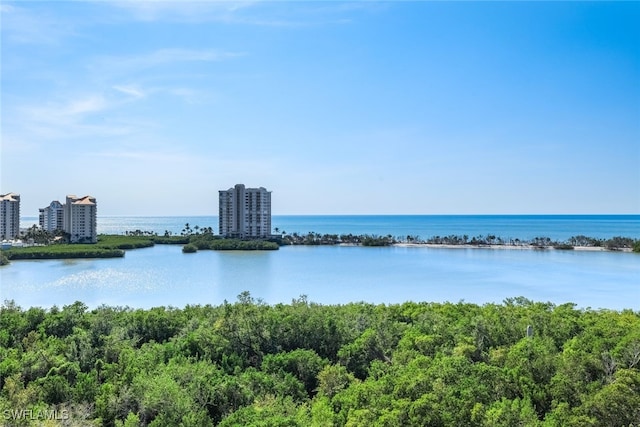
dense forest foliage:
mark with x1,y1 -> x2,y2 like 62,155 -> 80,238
1,295 -> 639,426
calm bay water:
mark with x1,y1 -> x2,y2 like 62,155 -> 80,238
4,215 -> 639,310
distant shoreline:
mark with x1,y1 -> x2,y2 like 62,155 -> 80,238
5,229 -> 638,264
392,243 -> 633,252
17,215 -> 639,246
282,232 -> 639,252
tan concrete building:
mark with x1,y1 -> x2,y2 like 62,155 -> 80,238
64,195 -> 97,243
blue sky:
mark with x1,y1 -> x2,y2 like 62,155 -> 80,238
2,1 -> 639,216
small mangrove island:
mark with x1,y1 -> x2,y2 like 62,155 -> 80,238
1,227 -> 280,263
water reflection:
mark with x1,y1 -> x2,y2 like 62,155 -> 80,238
217,251 -> 274,302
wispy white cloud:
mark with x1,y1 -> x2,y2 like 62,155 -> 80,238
62,96 -> 108,116
17,95 -> 108,132
21,95 -> 106,120
166,87 -> 212,104
104,0 -> 365,27
112,83 -> 209,104
106,1 -> 261,23
84,49 -> 238,105
113,85 -> 147,99
0,134 -> 39,155
88,48 -> 242,79
90,148 -> 195,163
0,3 -> 79,45
139,48 -> 236,65
10,94 -> 140,141
4,44 -> 225,143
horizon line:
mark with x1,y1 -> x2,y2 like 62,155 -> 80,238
19,213 -> 640,219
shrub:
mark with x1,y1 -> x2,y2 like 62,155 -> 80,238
207,239 -> 279,251
153,236 -> 190,244
182,244 -> 198,253
605,236 -> 635,250
553,244 -> 574,250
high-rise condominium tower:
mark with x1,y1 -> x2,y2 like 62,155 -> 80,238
219,184 -> 271,238
64,195 -> 97,243
39,200 -> 64,232
0,192 -> 20,239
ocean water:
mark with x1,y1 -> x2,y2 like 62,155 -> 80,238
5,215 -> 639,310
22,214 -> 640,240
269,215 -> 640,241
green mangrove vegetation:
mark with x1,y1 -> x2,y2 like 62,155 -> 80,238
280,232 -> 640,250
2,235 -> 158,261
128,227 -> 278,251
3,245 -> 125,260
2,229 -> 279,262
189,235 -> 279,251
1,295 -> 639,426
151,236 -> 190,245
116,224 -> 640,251
182,243 -> 198,253
207,239 -> 278,251
96,235 -> 155,250
4,222 -> 638,263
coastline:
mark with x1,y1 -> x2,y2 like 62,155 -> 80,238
392,243 -> 633,252
20,214 -> 640,243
